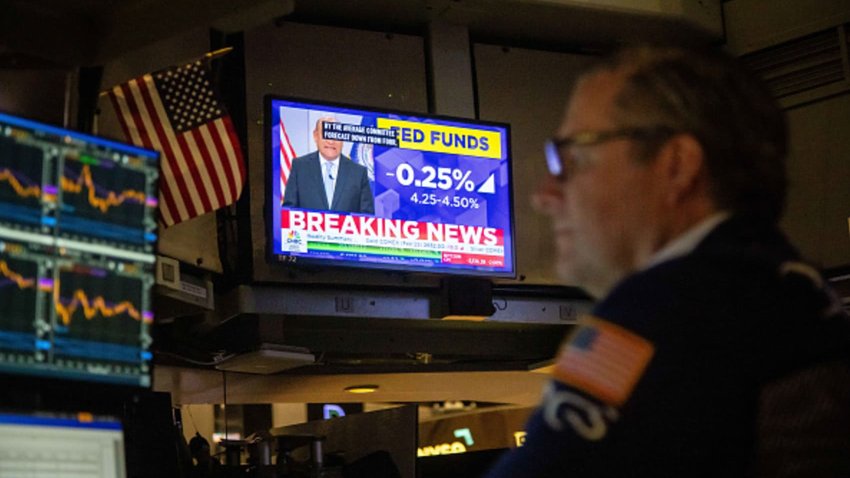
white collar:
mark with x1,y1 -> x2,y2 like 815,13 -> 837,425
320,155 -> 340,172
643,212 -> 731,269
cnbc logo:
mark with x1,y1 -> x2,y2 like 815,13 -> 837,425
281,229 -> 307,252
286,230 -> 302,244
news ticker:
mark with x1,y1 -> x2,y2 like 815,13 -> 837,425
280,210 -> 506,268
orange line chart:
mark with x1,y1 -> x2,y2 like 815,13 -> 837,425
60,164 -> 147,213
0,168 -> 41,198
0,260 -> 35,289
54,286 -> 141,327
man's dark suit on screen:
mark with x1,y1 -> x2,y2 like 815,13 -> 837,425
282,151 -> 374,214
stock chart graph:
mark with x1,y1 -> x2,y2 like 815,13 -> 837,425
0,162 -> 42,203
62,161 -> 147,219
55,265 -> 144,345
60,155 -> 157,247
0,111 -> 158,387
0,135 -> 53,230
52,262 -> 152,378
0,241 -> 52,373
0,256 -> 38,333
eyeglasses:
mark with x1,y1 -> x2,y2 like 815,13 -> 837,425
544,127 -> 677,179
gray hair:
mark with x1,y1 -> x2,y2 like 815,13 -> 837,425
591,45 -> 788,223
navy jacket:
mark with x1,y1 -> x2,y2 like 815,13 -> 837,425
282,151 -> 374,214
485,216 -> 850,478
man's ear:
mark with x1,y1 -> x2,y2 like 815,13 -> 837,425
658,133 -> 706,205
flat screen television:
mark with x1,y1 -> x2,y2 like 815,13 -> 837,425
0,111 -> 158,387
266,97 -> 515,278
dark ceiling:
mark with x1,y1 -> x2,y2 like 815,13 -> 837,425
0,0 -> 721,69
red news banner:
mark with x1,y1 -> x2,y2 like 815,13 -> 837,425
281,209 -> 506,267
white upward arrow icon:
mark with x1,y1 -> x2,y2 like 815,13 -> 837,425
477,173 -> 496,194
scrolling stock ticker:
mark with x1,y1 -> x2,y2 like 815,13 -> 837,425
271,98 -> 514,277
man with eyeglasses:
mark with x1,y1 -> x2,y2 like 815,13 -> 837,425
485,45 -> 850,477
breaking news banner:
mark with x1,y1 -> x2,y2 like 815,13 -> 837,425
269,97 -> 514,276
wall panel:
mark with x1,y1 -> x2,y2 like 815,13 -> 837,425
783,94 -> 850,268
474,44 -> 593,284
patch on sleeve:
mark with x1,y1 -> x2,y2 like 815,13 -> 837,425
552,316 -> 654,407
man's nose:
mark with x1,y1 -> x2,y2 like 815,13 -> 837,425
531,174 -> 565,216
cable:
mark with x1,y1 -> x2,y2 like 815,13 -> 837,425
492,297 -> 508,311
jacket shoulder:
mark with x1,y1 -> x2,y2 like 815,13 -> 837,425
292,151 -> 317,164
340,155 -> 367,174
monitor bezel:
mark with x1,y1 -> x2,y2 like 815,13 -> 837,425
263,95 -> 517,280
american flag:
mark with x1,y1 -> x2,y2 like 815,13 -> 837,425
552,316 -> 655,406
279,112 -> 297,197
107,58 -> 245,226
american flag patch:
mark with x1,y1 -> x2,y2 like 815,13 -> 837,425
553,316 -> 654,406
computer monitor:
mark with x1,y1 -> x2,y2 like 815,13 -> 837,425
0,111 -> 159,387
0,411 -> 126,477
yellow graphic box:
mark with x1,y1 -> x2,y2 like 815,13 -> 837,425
376,118 -> 503,160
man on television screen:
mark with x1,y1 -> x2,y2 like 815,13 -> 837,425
282,117 -> 374,214
485,44 -> 850,477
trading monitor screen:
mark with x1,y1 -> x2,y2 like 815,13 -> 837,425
267,97 -> 515,277
0,111 -> 157,387
0,411 -> 126,477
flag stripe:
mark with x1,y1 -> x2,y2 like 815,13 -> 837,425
280,119 -> 296,167
107,88 -> 137,147
574,335 -> 647,368
561,348 -> 635,379
213,118 -> 241,201
122,80 -> 186,224
125,79 -> 184,224
560,350 -> 635,386
136,76 -> 204,221
556,367 -> 624,403
557,358 -> 627,392
187,125 -> 229,209
109,84 -> 176,225
212,122 -> 238,201
196,125 -> 231,207
204,123 -> 232,206
279,116 -> 296,196
118,82 -> 154,148
218,117 -> 245,199
132,77 -> 188,220
133,78 -> 194,223
180,128 -> 219,211
553,317 -> 654,406
188,127 -> 225,209
174,133 -> 212,215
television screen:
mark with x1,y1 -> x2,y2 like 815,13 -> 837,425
266,97 -> 515,277
0,111 -> 157,387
